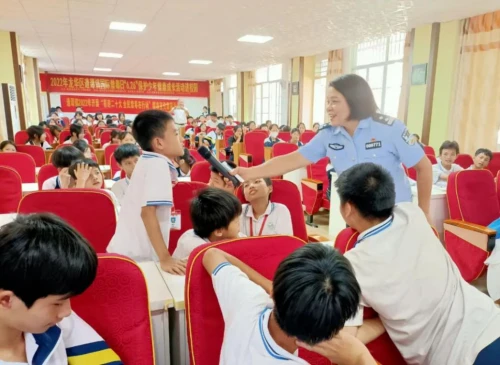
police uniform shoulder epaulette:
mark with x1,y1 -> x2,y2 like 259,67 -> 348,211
319,124 -> 332,132
373,113 -> 396,126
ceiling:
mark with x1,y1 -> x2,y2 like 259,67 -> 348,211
0,0 -> 498,80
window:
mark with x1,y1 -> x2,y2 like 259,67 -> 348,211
254,64 -> 283,125
313,58 -> 328,125
227,74 -> 237,118
352,32 -> 405,118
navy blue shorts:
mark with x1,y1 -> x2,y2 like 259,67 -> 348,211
474,337 -> 500,365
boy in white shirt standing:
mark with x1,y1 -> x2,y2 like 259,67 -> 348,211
336,162 -> 500,365
111,144 -> 141,204
202,244 -> 375,365
173,188 -> 241,260
107,110 -> 186,274
432,140 -> 463,188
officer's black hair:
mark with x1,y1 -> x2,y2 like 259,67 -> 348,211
329,74 -> 378,121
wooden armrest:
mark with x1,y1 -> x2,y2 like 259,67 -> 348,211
307,234 -> 330,243
301,178 -> 323,191
444,219 -> 496,252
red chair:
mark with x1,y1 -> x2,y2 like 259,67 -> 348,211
223,129 -> 234,147
0,166 -> 22,213
72,254 -> 154,365
486,152 -> 500,176
0,152 -> 36,183
444,170 -> 497,282
44,128 -> 54,144
190,161 -> 211,184
455,154 -> 474,169
169,182 -> 208,254
14,130 -> 29,145
37,164 -> 59,190
301,130 -> 316,144
61,116 -> 70,125
14,145 -> 46,167
105,144 -> 120,175
236,179 -> 315,242
301,157 -> 330,225
59,130 -> 71,144
18,190 -> 117,253
239,132 -> 267,167
100,130 -> 114,145
277,131 -> 290,142
185,236 -> 330,365
272,142 -> 298,157
189,149 -> 205,163
423,145 -> 435,156
426,154 -> 437,165
84,131 -> 92,145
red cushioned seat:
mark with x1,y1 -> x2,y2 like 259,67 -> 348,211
301,157 -> 330,225
444,170 -> 497,282
486,152 -> 500,176
189,149 -> 205,163
0,152 -> 36,183
169,182 -> 208,254
100,130 -> 115,145
104,144 -> 120,177
0,166 -> 22,213
277,131 -> 290,142
14,130 -> 29,145
37,164 -> 58,190
190,161 -> 211,184
239,131 -> 267,167
455,154 -> 473,169
426,154 -> 437,165
300,130 -> 316,144
18,190 -> 116,253
15,145 -> 46,167
72,254 -> 154,365
272,142 -> 298,157
423,145 -> 435,156
185,236 -> 330,365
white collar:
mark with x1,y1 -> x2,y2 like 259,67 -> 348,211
245,201 -> 273,220
356,215 -> 394,246
141,151 -> 176,169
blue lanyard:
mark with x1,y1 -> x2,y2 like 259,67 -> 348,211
355,216 -> 394,247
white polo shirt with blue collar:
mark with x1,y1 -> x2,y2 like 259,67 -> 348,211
240,202 -> 293,237
212,263 -> 309,365
298,114 -> 424,203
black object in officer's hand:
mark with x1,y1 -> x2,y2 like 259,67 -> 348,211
197,146 -> 243,188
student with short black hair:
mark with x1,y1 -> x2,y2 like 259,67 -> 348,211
207,112 -> 218,128
118,131 -> 136,145
102,129 -> 121,149
264,124 -> 283,147
108,110 -> 186,274
312,122 -> 320,133
173,188 -> 242,259
297,122 -> 306,134
73,139 -> 92,158
433,140 -> 462,188
468,148 -> 493,170
202,243 -> 373,365
49,124 -> 62,144
111,144 -> 141,203
207,123 -> 225,142
248,121 -> 257,131
0,213 -> 122,364
209,160 -> 237,194
290,128 -> 303,147
26,125 -> 51,150
174,147 -> 195,178
240,178 -> 293,236
63,124 -> 86,145
71,111 -> 85,125
0,140 -> 16,152
42,146 -> 84,190
336,162 -> 500,364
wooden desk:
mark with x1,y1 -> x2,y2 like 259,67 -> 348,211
0,213 -> 17,227
44,149 -> 54,164
264,146 -> 272,161
95,149 -> 105,165
155,264 -> 189,365
22,183 -> 38,195
137,261 -> 173,365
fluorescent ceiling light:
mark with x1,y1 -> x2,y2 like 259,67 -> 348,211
163,72 -> 180,76
99,52 -> 123,58
94,67 -> 112,72
189,60 -> 212,65
109,22 -> 146,32
238,35 -> 273,44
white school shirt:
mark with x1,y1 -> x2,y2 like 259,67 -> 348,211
42,176 -> 60,190
206,120 -> 217,128
172,108 -> 188,125
486,241 -> 500,302
173,230 -> 246,260
26,141 -> 52,150
63,139 -> 72,145
107,151 -> 175,261
212,263 -> 309,365
344,203 -> 500,365
240,202 -> 293,237
432,160 -> 462,188
111,177 -> 129,204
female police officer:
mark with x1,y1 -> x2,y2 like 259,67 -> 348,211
232,74 -> 433,218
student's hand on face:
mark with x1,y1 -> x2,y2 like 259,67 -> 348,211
160,257 -> 187,275
223,177 -> 235,191
297,332 -> 376,365
58,168 -> 71,189
75,163 -> 91,186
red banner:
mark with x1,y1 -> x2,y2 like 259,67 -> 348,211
60,95 -> 178,114
40,73 -> 209,97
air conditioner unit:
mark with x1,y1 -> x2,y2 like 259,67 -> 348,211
1,83 -> 21,139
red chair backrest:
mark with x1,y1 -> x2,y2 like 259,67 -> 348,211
423,145 -> 435,156
105,144 -> 120,174
84,131 -> 92,145
0,166 -> 22,213
407,166 -> 417,180
243,132 -> 267,165
18,190 -> 117,252
72,254 -> 154,365
59,130 -> 70,144
236,179 -> 308,242
486,152 -> 500,176
169,182 -> 208,254
14,145 -> 46,167
447,170 -> 499,227
190,161 -> 211,184
37,164 -> 58,190
44,128 -> 54,144
300,130 -> 316,144
14,130 -> 29,145
455,154 -> 473,169
272,142 -> 298,157
189,149 -> 205,162
334,228 -> 360,254
277,131 -> 290,142
307,157 -> 330,199
223,129 -> 234,147
426,154 -> 437,165
0,152 -> 36,183
186,236 -> 330,365
62,117 -> 70,125
100,130 -> 114,145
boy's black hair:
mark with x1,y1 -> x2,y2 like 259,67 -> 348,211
132,110 -> 174,152
216,123 -> 226,131
226,115 -> 233,119
118,131 -> 132,141
191,187 -> 242,238
26,125 -> 45,141
270,124 -> 280,131
439,140 -> 460,155
106,118 -> 114,125
281,125 -> 291,132
273,244 -> 360,345
210,160 -> 236,174
68,158 -> 100,180
210,112 -> 218,117
49,125 -> 62,135
72,139 -> 89,154
114,143 -> 141,164
0,213 -> 97,308
51,146 -> 84,169
329,74 -> 378,121
0,140 -> 15,151
110,129 -> 121,139
475,148 -> 493,160
335,162 -> 395,220
69,124 -> 83,138
291,128 -> 300,135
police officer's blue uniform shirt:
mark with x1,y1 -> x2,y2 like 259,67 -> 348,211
298,114 -> 424,203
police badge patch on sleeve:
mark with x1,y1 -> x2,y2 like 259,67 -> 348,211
401,129 -> 416,145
